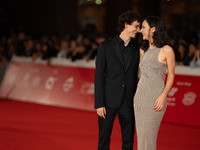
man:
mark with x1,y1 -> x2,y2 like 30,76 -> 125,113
95,11 -> 141,150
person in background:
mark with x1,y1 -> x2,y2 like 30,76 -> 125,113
32,42 -> 42,61
174,42 -> 187,65
85,34 -> 106,61
57,40 -> 69,58
183,42 -> 196,66
190,45 -> 200,68
15,32 -> 26,56
25,39 -> 35,57
67,37 -> 85,61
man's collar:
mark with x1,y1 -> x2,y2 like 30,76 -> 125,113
115,35 -> 124,45
116,35 -> 134,45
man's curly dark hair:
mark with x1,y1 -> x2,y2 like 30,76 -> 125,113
117,11 -> 142,32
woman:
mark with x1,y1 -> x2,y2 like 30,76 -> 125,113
175,42 -> 187,65
190,47 -> 200,68
183,42 -> 196,66
134,16 -> 175,150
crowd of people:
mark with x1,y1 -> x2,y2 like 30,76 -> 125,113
174,37 -> 200,68
175,39 -> 200,68
0,31 -> 200,68
0,32 -> 106,64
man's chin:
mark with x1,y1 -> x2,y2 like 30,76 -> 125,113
143,37 -> 146,40
131,34 -> 136,38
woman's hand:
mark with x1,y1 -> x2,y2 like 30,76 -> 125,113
153,94 -> 166,111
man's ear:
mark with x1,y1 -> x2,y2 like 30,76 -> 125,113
151,26 -> 156,33
124,22 -> 128,28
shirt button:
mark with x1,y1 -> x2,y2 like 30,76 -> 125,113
122,84 -> 125,87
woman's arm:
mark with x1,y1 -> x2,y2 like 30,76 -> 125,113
154,45 -> 175,111
162,46 -> 175,97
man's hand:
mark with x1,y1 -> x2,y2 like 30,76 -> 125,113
96,107 -> 106,119
162,72 -> 167,80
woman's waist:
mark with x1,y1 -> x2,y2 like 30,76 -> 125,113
140,73 -> 164,79
139,75 -> 165,86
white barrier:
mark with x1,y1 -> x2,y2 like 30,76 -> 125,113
0,56 -> 200,127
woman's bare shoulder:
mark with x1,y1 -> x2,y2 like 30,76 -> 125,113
161,45 -> 174,53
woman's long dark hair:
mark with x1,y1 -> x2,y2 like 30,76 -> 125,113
140,16 -> 172,51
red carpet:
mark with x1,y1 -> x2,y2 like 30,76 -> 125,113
0,99 -> 200,150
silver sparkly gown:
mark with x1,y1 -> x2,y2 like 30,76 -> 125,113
134,48 -> 167,150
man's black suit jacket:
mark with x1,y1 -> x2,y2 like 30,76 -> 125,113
94,36 -> 140,109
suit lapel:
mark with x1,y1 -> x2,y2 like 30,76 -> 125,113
125,41 -> 138,71
111,38 -> 124,69
125,52 -> 131,71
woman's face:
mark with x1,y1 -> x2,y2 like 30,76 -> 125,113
140,20 -> 154,41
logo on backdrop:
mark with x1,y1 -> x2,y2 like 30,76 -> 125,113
45,77 -> 58,90
182,92 -> 197,106
63,77 -> 74,92
80,82 -> 94,94
167,87 -> 178,106
176,82 -> 192,86
168,87 -> 178,97
19,73 -> 30,87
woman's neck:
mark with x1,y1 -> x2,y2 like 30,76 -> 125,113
149,42 -> 156,49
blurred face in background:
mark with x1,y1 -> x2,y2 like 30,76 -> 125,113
178,44 -> 186,56
96,37 -> 105,44
18,32 -> 25,41
188,44 -> 196,54
7,38 -> 13,45
83,38 -> 90,46
35,43 -> 41,51
70,40 -> 76,50
42,44 -> 48,52
27,40 -> 34,48
76,36 -> 82,45
0,45 -> 4,52
60,41 -> 69,51
23,40 -> 28,49
9,44 -> 15,52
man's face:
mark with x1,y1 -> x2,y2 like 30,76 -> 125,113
125,21 -> 140,38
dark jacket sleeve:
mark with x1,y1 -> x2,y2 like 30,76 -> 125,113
94,43 -> 106,109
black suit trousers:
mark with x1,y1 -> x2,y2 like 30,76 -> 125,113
98,97 -> 135,150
